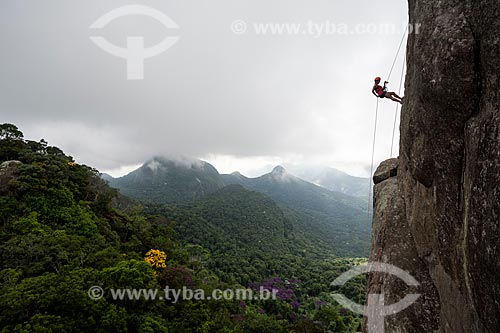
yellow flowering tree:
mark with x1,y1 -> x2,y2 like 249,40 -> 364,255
144,249 -> 167,270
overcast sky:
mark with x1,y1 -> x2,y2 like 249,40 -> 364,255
0,0 -> 408,177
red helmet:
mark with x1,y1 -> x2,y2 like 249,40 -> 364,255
374,77 -> 381,82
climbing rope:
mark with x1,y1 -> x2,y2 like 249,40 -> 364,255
365,98 -> 379,254
390,56 -> 407,157
357,26 -> 408,307
358,98 -> 379,306
361,28 -> 407,265
386,25 -> 408,82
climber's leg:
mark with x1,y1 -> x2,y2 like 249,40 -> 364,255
392,92 -> 402,99
386,92 -> 402,104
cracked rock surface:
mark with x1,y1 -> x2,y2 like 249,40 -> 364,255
367,1 -> 500,332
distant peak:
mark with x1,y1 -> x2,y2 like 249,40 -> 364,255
231,171 -> 243,176
272,165 -> 286,175
145,159 -> 165,173
145,155 -> 207,171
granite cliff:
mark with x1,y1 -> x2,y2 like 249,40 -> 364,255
367,0 -> 500,332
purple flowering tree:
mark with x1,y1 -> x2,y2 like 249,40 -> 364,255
248,277 -> 301,314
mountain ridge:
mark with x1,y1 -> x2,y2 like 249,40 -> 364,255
107,156 -> 225,204
105,156 -> 370,256
222,164 -> 369,256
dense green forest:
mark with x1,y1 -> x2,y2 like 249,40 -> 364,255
0,124 -> 366,332
221,168 -> 369,256
108,158 -> 370,257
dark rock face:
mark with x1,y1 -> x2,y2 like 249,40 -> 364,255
368,0 -> 500,332
368,161 -> 439,333
373,158 -> 399,185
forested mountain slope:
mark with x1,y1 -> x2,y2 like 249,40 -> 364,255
0,124 -> 364,332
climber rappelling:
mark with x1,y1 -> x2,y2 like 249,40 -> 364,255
372,77 -> 403,104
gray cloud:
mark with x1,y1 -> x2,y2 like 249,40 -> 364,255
0,0 -> 408,177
